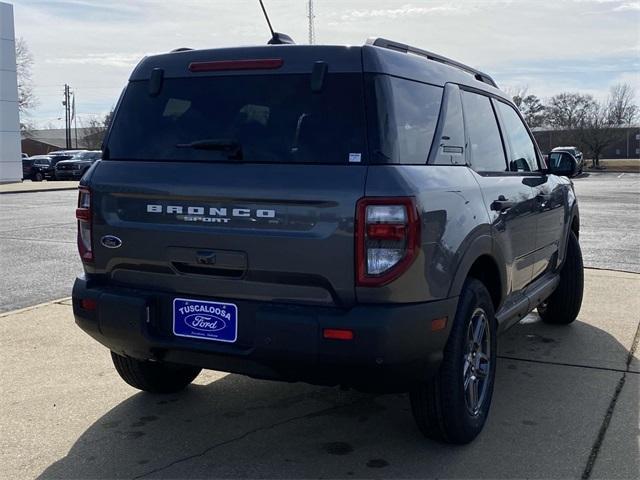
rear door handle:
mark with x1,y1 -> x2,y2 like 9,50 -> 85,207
490,195 -> 515,212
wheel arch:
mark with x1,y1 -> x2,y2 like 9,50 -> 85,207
448,234 -> 505,312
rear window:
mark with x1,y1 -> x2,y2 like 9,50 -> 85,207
106,74 -> 367,164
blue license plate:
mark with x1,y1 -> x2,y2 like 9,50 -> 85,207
173,298 -> 238,343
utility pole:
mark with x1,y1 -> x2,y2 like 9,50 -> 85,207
72,91 -> 78,148
307,0 -> 315,45
62,84 -> 71,149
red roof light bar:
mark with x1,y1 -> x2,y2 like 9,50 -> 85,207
189,58 -> 284,73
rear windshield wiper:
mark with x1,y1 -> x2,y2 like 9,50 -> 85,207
176,139 -> 242,159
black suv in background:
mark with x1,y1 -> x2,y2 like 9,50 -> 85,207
22,155 -> 55,181
72,38 -> 584,444
55,150 -> 102,180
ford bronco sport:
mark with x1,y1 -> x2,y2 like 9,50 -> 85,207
72,38 -> 583,444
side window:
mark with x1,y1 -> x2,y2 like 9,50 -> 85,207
495,100 -> 539,172
369,75 -> 442,164
430,84 -> 465,165
461,90 -> 506,172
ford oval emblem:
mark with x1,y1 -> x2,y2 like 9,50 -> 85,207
101,235 -> 122,249
184,314 -> 227,332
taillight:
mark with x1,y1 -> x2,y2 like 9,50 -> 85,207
76,186 -> 93,262
356,197 -> 420,286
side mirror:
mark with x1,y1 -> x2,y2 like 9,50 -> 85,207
547,152 -> 578,177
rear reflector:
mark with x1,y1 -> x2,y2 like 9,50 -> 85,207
323,329 -> 354,341
431,317 -> 448,332
80,298 -> 97,311
189,58 -> 284,72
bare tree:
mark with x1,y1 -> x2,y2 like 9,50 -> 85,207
576,102 -> 618,168
81,117 -> 107,150
15,38 -> 37,114
103,108 -> 115,130
546,92 -> 596,129
607,83 -> 638,126
512,91 -> 546,128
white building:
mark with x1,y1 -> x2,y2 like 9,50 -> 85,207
0,2 -> 21,183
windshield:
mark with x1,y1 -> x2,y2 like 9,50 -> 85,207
106,74 -> 367,164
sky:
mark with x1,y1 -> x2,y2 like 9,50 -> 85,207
8,0 -> 640,128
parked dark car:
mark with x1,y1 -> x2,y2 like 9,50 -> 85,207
551,146 -> 584,173
22,155 -> 55,181
55,150 -> 102,180
72,37 -> 583,444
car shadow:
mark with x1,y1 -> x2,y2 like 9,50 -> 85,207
38,317 -> 637,479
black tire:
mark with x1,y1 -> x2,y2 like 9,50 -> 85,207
33,172 -> 44,182
410,278 -> 497,444
538,231 -> 583,325
111,352 -> 201,393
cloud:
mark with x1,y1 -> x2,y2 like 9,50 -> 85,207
46,53 -> 144,69
613,2 -> 640,11
339,4 -> 466,21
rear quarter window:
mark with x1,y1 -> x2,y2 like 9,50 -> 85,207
366,75 -> 442,164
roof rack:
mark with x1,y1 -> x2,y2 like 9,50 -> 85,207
367,38 -> 498,88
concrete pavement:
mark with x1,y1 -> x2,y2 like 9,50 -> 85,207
1,268 -> 638,479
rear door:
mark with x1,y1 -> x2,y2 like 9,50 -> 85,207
91,67 -> 369,308
460,89 -> 538,295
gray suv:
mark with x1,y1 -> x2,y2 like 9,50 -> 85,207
72,38 -> 583,444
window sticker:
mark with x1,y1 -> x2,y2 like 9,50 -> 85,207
349,153 -> 362,163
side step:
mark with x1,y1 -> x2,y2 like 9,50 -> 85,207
496,273 -> 560,332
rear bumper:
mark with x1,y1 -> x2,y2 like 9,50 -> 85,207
72,276 -> 458,392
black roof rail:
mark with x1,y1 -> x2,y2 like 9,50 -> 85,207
366,37 -> 498,88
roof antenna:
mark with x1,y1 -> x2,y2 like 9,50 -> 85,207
258,0 -> 295,45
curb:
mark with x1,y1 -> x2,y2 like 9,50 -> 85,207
0,187 -> 78,195
0,297 -> 72,318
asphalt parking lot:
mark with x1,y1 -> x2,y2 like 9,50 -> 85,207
575,172 -> 640,273
0,171 -> 638,479
0,188 -> 81,312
